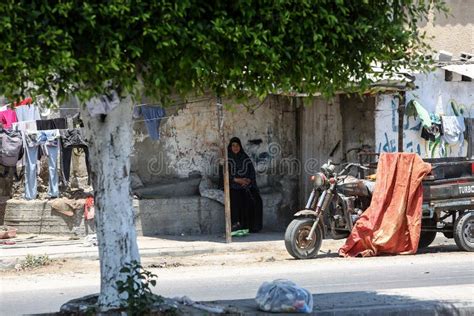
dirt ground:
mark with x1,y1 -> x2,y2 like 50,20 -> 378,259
0,234 -> 458,278
0,245 -> 296,277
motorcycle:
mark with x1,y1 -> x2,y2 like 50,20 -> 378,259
284,160 -> 375,259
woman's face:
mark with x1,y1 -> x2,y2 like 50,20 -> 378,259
231,142 -> 241,154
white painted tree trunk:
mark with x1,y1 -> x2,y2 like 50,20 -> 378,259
80,96 -> 140,311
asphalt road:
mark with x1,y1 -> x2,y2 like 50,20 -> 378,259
1,244 -> 473,315
153,252 -> 474,301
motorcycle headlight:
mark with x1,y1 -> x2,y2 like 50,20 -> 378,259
310,172 -> 327,189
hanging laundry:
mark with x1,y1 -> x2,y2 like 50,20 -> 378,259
12,97 -> 33,107
15,103 -> 41,121
12,120 -> 37,173
60,129 -> 90,185
420,114 -> 443,141
86,91 -> 120,116
406,100 -> 432,129
20,97 -> 33,105
61,128 -> 88,148
71,113 -> 84,127
421,126 -> 440,141
23,130 -> 60,200
440,116 -> 466,156
0,109 -> 18,129
0,129 -> 22,167
133,105 -> 166,140
66,117 -> 74,129
36,118 -> 67,130
84,196 -> 95,220
12,120 -> 38,132
430,113 -> 441,125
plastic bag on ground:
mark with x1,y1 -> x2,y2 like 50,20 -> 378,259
255,279 -> 313,313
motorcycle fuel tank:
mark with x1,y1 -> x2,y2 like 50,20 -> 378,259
336,176 -> 372,197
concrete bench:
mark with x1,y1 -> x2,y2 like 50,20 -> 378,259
3,192 -> 283,236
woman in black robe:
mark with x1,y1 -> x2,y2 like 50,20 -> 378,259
225,137 -> 263,233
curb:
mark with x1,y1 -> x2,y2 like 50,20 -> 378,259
220,299 -> 474,315
312,302 -> 474,316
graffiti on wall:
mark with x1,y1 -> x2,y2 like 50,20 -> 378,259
377,97 -> 473,158
377,98 -> 422,155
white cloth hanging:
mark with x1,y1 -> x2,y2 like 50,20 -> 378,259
440,116 -> 465,156
12,120 -> 38,132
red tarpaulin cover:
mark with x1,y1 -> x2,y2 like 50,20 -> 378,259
339,153 -> 432,257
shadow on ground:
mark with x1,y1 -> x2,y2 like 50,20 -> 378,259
145,231 -> 284,243
417,243 -> 462,254
214,290 -> 471,315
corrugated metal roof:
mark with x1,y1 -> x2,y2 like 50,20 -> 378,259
441,64 -> 474,79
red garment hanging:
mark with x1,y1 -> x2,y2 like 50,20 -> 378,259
13,97 -> 33,107
84,196 -> 95,220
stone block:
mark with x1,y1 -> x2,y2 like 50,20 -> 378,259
3,200 -> 94,236
3,191 -> 285,236
134,196 -> 224,236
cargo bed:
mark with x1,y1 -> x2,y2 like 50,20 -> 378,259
419,158 -> 474,251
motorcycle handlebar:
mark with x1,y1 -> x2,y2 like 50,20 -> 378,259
338,163 -> 369,176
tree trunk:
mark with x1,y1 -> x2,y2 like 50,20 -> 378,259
80,96 -> 140,311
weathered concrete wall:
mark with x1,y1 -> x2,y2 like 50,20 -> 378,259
340,95 -> 376,162
419,0 -> 474,57
132,95 -> 297,183
375,69 -> 474,158
132,94 -> 299,229
1,94 -> 298,233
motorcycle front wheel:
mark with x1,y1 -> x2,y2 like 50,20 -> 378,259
284,217 -> 323,259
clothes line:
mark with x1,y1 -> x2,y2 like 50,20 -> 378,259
59,106 -> 218,122
58,96 -> 214,111
56,108 -> 216,120
10,97 -> 219,129
135,97 -> 213,108
134,109 -> 217,123
60,102 -> 214,111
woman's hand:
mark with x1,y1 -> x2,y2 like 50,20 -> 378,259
234,178 -> 245,185
234,178 -> 251,187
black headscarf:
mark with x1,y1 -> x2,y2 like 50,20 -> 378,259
228,137 -> 245,157
227,137 -> 256,188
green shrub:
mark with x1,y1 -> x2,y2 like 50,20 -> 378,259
117,260 -> 162,316
21,254 -> 52,269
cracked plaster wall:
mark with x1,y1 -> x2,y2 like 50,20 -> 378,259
131,95 -> 300,227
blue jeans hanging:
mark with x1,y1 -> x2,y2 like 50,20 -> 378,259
24,130 -> 60,200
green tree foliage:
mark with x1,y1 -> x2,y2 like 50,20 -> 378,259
0,1 -> 446,103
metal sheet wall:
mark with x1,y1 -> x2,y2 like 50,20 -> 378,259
298,96 -> 343,205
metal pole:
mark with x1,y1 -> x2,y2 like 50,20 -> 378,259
397,92 -> 406,153
217,97 -> 232,243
